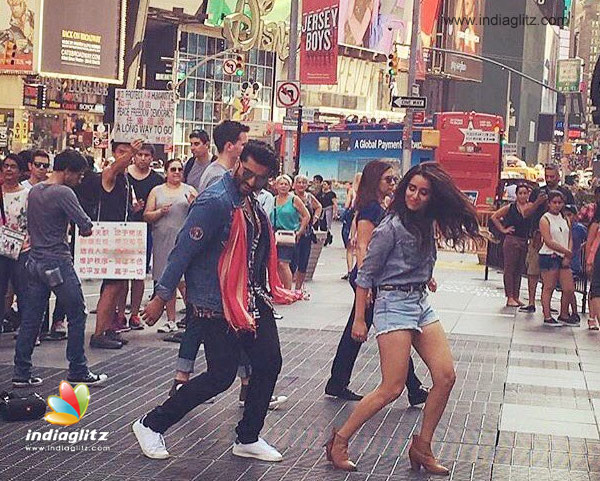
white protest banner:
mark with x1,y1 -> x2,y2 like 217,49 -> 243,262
74,222 -> 147,280
113,89 -> 175,144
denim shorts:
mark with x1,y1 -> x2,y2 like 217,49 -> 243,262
539,254 -> 564,271
276,244 -> 295,263
372,288 -> 438,336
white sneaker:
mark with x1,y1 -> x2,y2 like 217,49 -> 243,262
238,395 -> 289,410
232,437 -> 283,462
132,417 -> 170,459
157,321 -> 177,333
268,395 -> 288,410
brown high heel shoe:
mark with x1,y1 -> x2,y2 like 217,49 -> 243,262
324,428 -> 357,471
408,434 -> 449,476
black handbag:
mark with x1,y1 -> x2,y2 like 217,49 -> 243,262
0,391 -> 46,421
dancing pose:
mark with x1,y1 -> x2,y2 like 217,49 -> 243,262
325,163 -> 480,474
325,160 -> 428,404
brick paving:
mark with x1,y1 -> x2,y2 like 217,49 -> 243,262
2,244 -> 600,480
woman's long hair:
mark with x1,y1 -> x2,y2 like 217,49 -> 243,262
389,162 -> 481,246
355,160 -> 392,211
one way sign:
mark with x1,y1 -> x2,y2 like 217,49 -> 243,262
392,96 -> 427,109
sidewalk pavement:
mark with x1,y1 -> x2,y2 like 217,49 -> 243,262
1,227 -> 600,480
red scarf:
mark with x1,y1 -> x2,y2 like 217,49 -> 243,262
218,208 -> 302,332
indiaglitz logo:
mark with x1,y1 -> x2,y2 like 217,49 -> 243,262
45,381 -> 90,426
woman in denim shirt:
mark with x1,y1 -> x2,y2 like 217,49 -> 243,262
326,163 -> 480,474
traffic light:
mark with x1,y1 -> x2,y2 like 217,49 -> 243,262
235,53 -> 245,77
387,53 -> 398,77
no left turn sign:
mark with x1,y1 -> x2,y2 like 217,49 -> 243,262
276,81 -> 301,109
223,59 -> 237,76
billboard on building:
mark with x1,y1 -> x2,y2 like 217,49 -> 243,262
205,0 -> 291,26
38,0 -> 125,83
443,0 -> 485,81
0,0 -> 36,73
338,0 -> 413,53
301,0 -> 340,85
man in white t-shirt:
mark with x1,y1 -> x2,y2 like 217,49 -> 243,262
20,150 -> 50,189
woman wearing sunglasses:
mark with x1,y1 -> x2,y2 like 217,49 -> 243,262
326,160 -> 428,406
144,159 -> 197,333
326,162 -> 480,474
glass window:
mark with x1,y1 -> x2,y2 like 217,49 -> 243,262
185,78 -> 196,100
180,32 -> 189,53
213,103 -> 223,123
215,60 -> 223,80
197,34 -> 207,54
185,101 -> 195,121
176,101 -> 184,121
206,80 -> 214,99
249,49 -> 258,64
204,102 -> 213,121
214,82 -> 223,102
207,36 -> 216,55
188,33 -> 197,55
195,101 -> 204,121
216,38 -> 226,52
207,60 -> 214,78
196,79 -> 205,101
248,65 -> 258,82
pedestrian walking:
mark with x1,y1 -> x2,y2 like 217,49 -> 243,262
564,205 -> 586,324
490,184 -> 537,307
144,158 -> 197,333
341,173 -> 361,280
319,180 -> 338,246
271,175 -> 310,290
291,174 -> 322,295
133,141 -> 297,461
325,160 -> 428,404
538,191 -> 577,327
325,162 -> 480,474
0,154 -> 30,334
20,150 -> 50,189
13,150 -> 107,387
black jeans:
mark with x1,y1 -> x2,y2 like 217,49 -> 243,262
0,252 -> 29,328
145,300 -> 282,443
326,295 -> 423,394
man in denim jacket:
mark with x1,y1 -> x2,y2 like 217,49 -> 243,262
133,141 -> 284,462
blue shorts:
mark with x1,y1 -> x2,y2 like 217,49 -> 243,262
539,254 -> 564,271
373,289 -> 438,336
276,244 -> 295,263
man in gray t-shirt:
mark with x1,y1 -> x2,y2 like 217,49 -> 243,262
197,161 -> 228,194
183,129 -> 211,190
13,150 -> 107,388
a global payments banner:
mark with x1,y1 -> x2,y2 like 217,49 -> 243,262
299,130 -> 433,181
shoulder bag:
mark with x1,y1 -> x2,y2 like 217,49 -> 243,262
273,196 -> 297,247
0,186 -> 26,260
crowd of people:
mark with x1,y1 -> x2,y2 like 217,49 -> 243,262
493,164 -> 600,330
1,127 -> 482,473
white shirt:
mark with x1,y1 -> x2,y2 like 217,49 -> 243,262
257,189 -> 275,217
539,212 -> 570,257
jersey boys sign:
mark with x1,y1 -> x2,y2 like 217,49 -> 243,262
300,0 -> 339,85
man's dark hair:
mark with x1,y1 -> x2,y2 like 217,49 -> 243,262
3,153 -> 26,171
313,174 -> 323,182
213,120 -> 250,153
32,149 -> 50,163
138,144 -> 155,156
17,150 -> 33,166
84,155 -> 95,171
545,163 -> 560,173
189,129 -> 209,143
53,149 -> 88,172
240,140 -> 278,174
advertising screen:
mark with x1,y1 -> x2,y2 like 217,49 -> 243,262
39,0 -> 125,83
0,0 -> 36,73
443,0 -> 485,81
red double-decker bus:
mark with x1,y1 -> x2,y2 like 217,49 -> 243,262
434,112 -> 504,209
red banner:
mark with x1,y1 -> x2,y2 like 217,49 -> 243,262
300,0 -> 339,85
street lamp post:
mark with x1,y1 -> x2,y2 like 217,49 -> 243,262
402,0 -> 421,175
